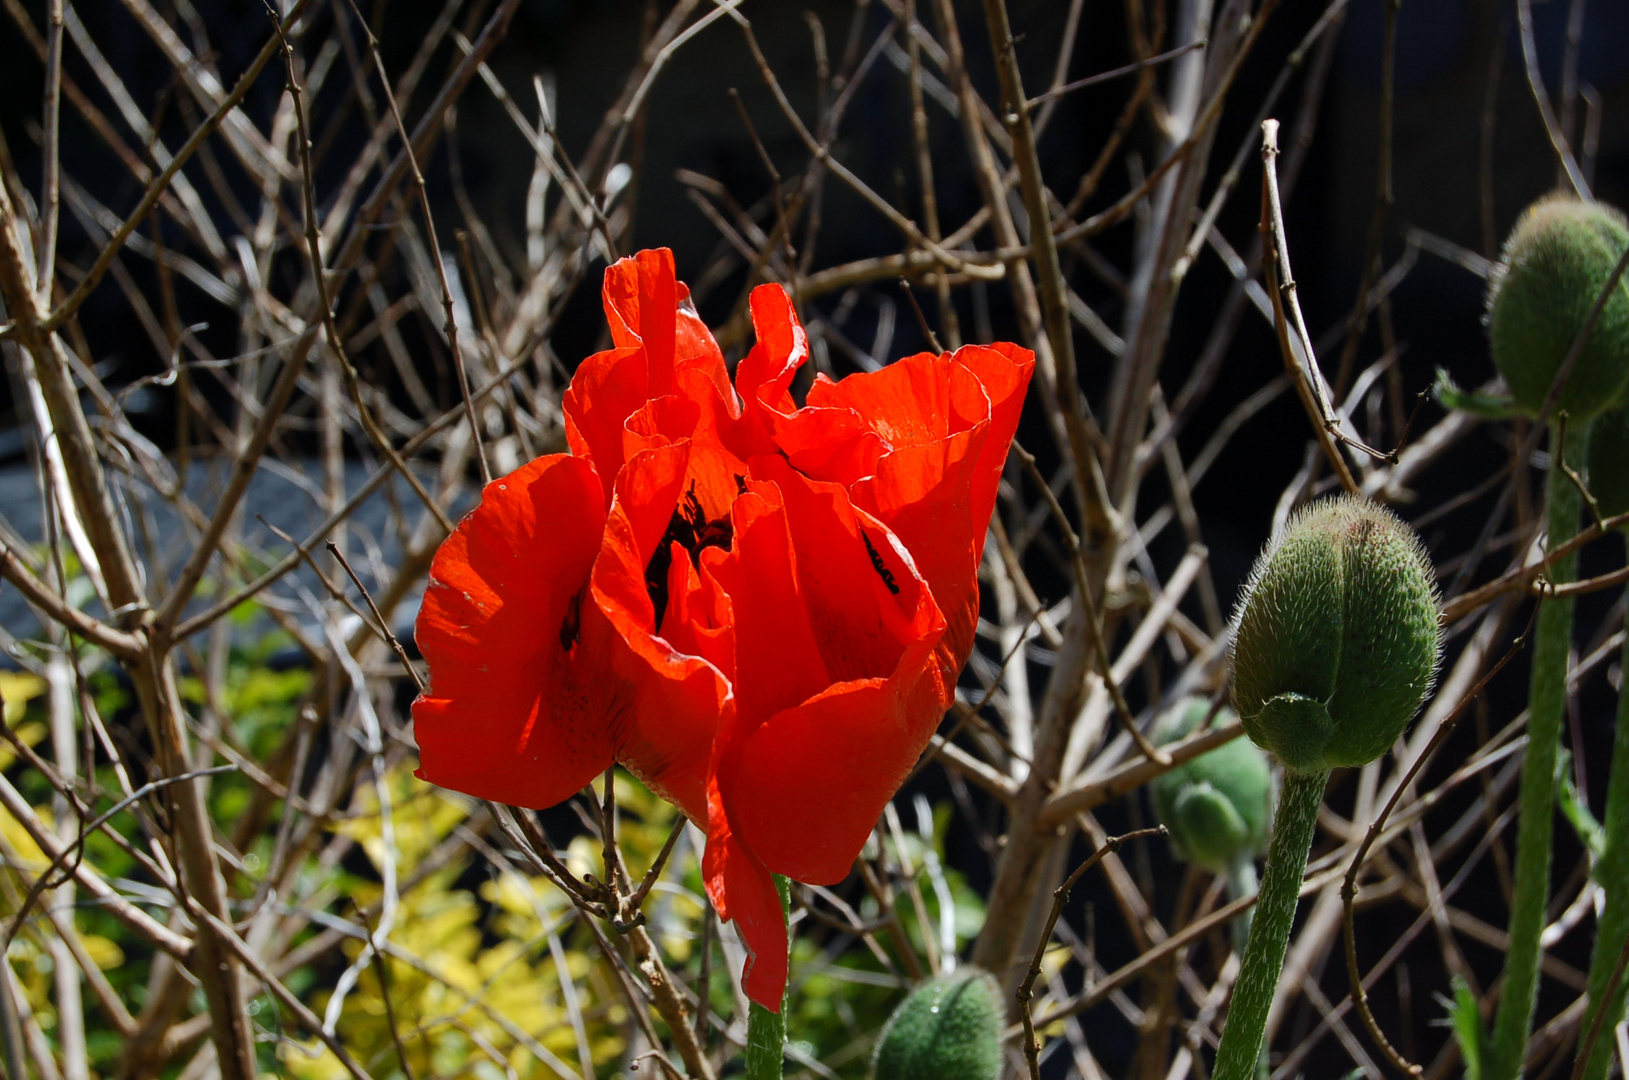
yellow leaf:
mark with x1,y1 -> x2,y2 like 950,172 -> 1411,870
0,673 -> 45,725
0,720 -> 45,773
78,934 -> 124,970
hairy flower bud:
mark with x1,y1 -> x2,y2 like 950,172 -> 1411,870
1231,497 -> 1441,774
1589,405 -> 1629,522
1150,698 -> 1272,872
1486,195 -> 1629,421
873,969 -> 1002,1080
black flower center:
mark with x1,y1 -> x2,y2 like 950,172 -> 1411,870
645,483 -> 735,631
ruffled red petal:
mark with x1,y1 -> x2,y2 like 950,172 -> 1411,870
707,458 -> 945,887
702,778 -> 787,1011
603,248 -> 679,396
412,454 -> 619,809
562,346 -> 647,504
955,342 -> 1035,535
729,284 -> 808,458
660,544 -> 735,681
704,480 -> 832,723
604,248 -> 735,412
588,443 -> 726,823
567,250 -> 737,505
793,346 -> 1034,670
727,669 -> 939,886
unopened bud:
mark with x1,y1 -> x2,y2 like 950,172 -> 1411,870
1486,194 -> 1629,421
873,968 -> 1002,1080
1151,698 -> 1272,872
1231,497 -> 1441,774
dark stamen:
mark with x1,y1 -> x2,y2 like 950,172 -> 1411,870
862,533 -> 901,595
559,587 -> 583,651
645,482 -> 735,631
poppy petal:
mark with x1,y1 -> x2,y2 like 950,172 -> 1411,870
702,781 -> 788,1011
412,454 -> 618,809
748,454 -> 940,683
674,287 -> 735,407
603,249 -> 679,396
660,543 -> 735,680
711,459 -> 945,885
590,443 -> 727,823
622,393 -> 701,462
953,342 -> 1035,533
731,284 -> 808,456
704,481 -> 831,724
604,248 -> 735,409
805,350 -> 964,442
562,345 -> 648,504
772,403 -> 888,488
828,346 -> 1034,668
850,431 -> 985,666
725,671 -> 941,885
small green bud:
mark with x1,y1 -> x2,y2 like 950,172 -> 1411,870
1150,698 -> 1272,872
1486,194 -> 1629,421
873,968 -> 1002,1080
1232,497 -> 1442,774
1588,404 -> 1629,522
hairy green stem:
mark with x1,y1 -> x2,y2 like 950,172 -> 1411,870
1224,856 -> 1268,1080
744,876 -> 791,1080
1579,562 -> 1629,1080
1213,768 -> 1328,1080
1491,422 -> 1590,1080
1224,856 -> 1260,953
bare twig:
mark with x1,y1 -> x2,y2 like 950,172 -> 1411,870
1341,602 -> 1542,1075
1260,118 -> 1364,492
42,0 -> 318,332
1016,827 -> 1166,1078
344,0 -> 491,486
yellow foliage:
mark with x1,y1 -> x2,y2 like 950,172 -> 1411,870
78,934 -> 124,971
283,768 -> 652,1080
0,718 -> 46,773
0,671 -> 45,725
0,806 -> 48,872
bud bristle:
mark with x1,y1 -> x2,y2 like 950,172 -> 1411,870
873,968 -> 1003,1080
1486,194 -> 1629,421
1231,497 -> 1442,773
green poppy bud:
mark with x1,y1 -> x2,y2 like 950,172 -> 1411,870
1486,194 -> 1629,421
873,968 -> 1002,1080
1231,497 -> 1441,774
1150,698 -> 1272,872
1589,405 -> 1629,521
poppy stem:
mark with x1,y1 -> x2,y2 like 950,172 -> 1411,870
1211,768 -> 1327,1080
1223,855 -> 1258,955
1222,860 -> 1268,1080
744,875 -> 791,1080
1491,420 -> 1590,1080
1577,544 -> 1629,1080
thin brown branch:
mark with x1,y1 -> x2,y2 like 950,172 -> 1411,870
42,0 -> 318,332
1341,601 -> 1541,1076
1016,827 -> 1165,1078
344,0 -> 491,486
1259,118 -> 1362,493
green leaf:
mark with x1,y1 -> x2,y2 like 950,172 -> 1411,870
1444,976 -> 1491,1080
1432,368 -> 1522,419
1558,750 -> 1606,864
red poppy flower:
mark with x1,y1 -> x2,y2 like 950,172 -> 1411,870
413,249 -> 1033,1009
